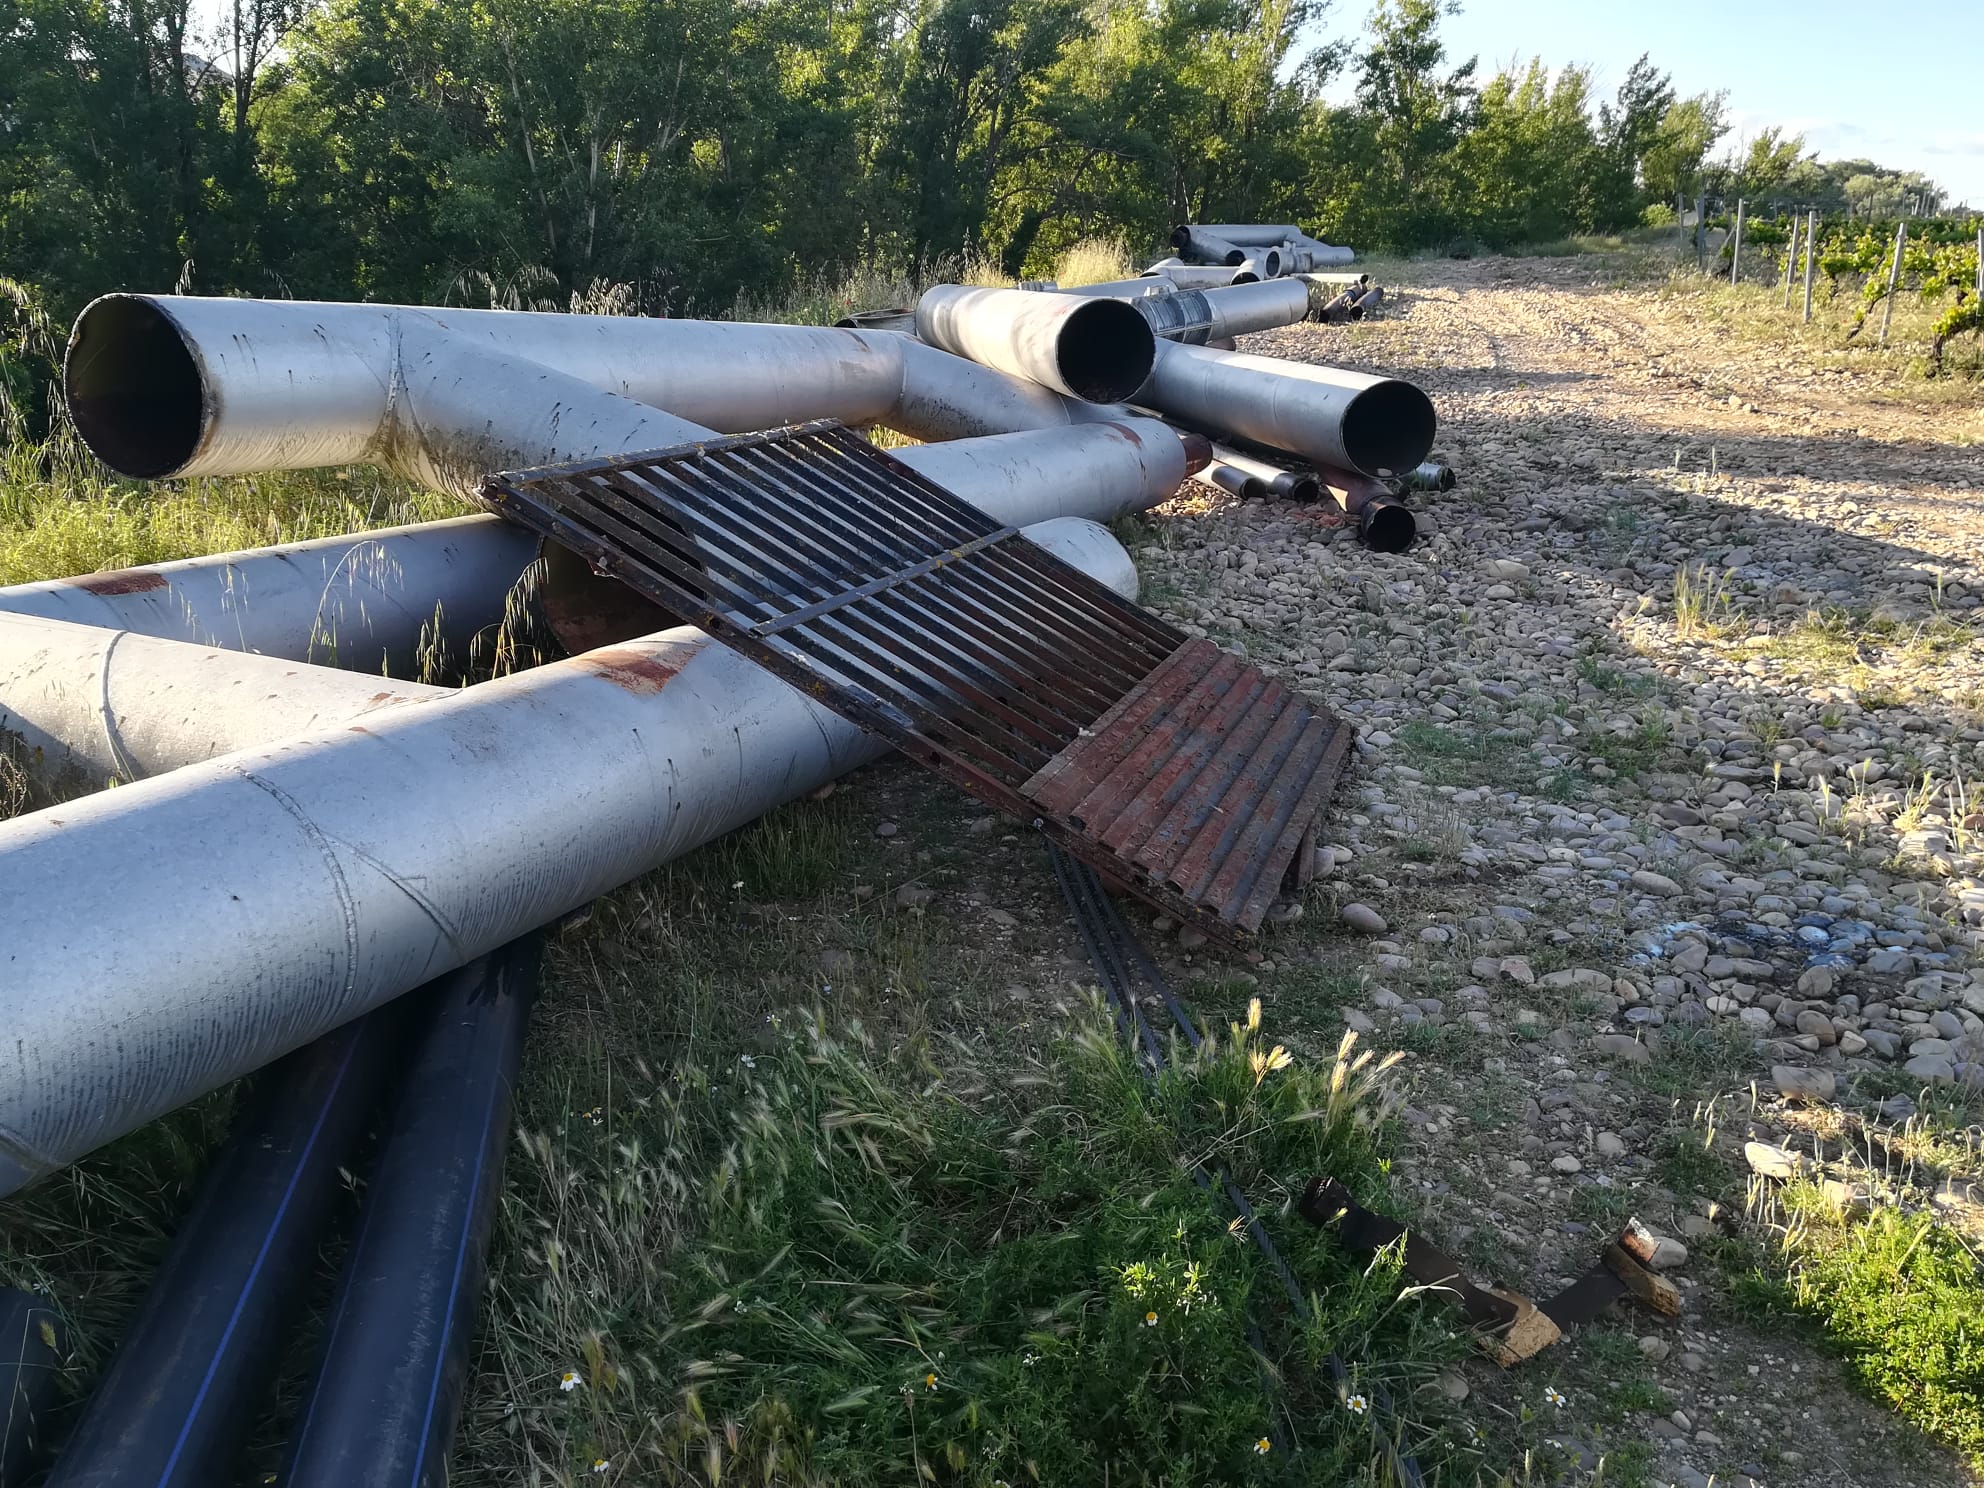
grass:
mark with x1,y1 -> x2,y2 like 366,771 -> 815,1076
0,436 -> 462,588
1748,1178 -> 1984,1471
1670,562 -> 1736,640
1391,719 -> 1524,790
460,994 -> 1470,1486
1053,237 -> 1136,288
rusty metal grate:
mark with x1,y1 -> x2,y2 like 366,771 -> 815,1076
481,421 -> 1350,938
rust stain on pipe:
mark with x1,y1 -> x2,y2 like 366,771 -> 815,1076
569,647 -> 700,695
72,569 -> 170,596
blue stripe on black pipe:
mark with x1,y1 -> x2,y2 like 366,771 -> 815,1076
279,934 -> 544,1488
38,999 -> 416,1488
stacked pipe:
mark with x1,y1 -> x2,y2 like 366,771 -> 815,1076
0,266 -> 1438,1481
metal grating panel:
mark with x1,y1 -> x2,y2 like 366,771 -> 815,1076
481,421 -> 1349,939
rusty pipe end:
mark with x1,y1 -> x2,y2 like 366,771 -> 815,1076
1359,498 -> 1417,554
1176,430 -> 1214,473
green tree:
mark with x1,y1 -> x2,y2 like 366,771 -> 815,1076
1640,90 -> 1729,208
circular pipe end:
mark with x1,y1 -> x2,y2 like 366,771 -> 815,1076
64,296 -> 206,479
1341,380 -> 1438,480
1056,297 -> 1157,404
1223,249 -> 1245,267
1232,271 -> 1260,285
1262,249 -> 1283,278
1170,224 -> 1193,250
1280,473 -> 1323,504
1360,501 -> 1417,553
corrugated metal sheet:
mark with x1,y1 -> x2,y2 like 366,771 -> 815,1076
1024,638 -> 1352,932
482,421 -> 1349,940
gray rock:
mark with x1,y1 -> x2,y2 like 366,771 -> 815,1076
1904,1053 -> 1956,1085
1341,902 -> 1388,934
1772,1065 -> 1835,1102
1745,1141 -> 1803,1179
1591,1033 -> 1652,1065
1632,869 -> 1683,897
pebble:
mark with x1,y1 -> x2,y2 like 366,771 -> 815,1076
1631,869 -> 1683,897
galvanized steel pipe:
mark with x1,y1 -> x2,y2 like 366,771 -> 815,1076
63,295 -> 1106,485
1169,225 -> 1246,266
1135,343 -> 1436,480
0,516 -> 539,677
913,285 -> 1155,403
0,526 -> 1142,1194
0,517 -> 1141,789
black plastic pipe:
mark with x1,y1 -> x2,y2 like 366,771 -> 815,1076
0,1288 -> 66,1488
279,935 -> 543,1488
42,1007 -> 414,1488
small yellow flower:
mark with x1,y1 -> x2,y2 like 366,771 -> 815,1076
1253,1437 -> 1271,1455
559,1370 -> 583,1393
1345,1392 -> 1369,1415
1246,997 -> 1262,1032
1144,1310 -> 1158,1327
924,1371 -> 939,1392
591,1459 -> 610,1475
1544,1384 -> 1567,1408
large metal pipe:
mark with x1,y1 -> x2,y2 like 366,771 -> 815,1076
1135,343 -> 1437,480
40,301 -> 1193,666
1236,248 -> 1283,282
40,1007 -> 414,1488
0,527 -> 1142,1195
1195,226 -> 1356,267
913,285 -> 1155,403
1138,261 -> 1248,291
0,516 -> 539,678
0,514 -> 1143,789
63,296 -> 1106,486
278,940 -> 541,1488
1169,225 -> 1246,266
1192,224 -> 1304,247
0,1289 -> 65,1488
1196,280 -> 1312,339
1063,280 -> 1311,344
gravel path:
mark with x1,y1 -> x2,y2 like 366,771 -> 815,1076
1123,253 -> 1984,1487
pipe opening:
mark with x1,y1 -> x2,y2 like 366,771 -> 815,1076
1360,502 -> 1417,553
537,542 -> 680,655
1279,473 -> 1323,504
1341,380 -> 1438,479
64,297 -> 204,479
1055,298 -> 1156,404
1262,249 -> 1283,278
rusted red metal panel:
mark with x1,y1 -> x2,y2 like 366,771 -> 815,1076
483,422 -> 1350,942
1023,638 -> 1351,934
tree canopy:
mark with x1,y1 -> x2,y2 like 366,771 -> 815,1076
0,0 -> 1957,323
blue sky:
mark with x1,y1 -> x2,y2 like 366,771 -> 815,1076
1308,0 -> 1984,208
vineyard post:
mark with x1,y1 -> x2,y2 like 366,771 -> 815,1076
1730,199 -> 1745,283
1695,193 -> 1707,270
1976,224 -> 1982,343
1793,210 -> 1809,305
1802,210 -> 1817,323
1877,221 -> 1905,347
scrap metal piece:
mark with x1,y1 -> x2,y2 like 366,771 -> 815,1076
1299,1177 -> 1677,1367
483,421 -> 1352,940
